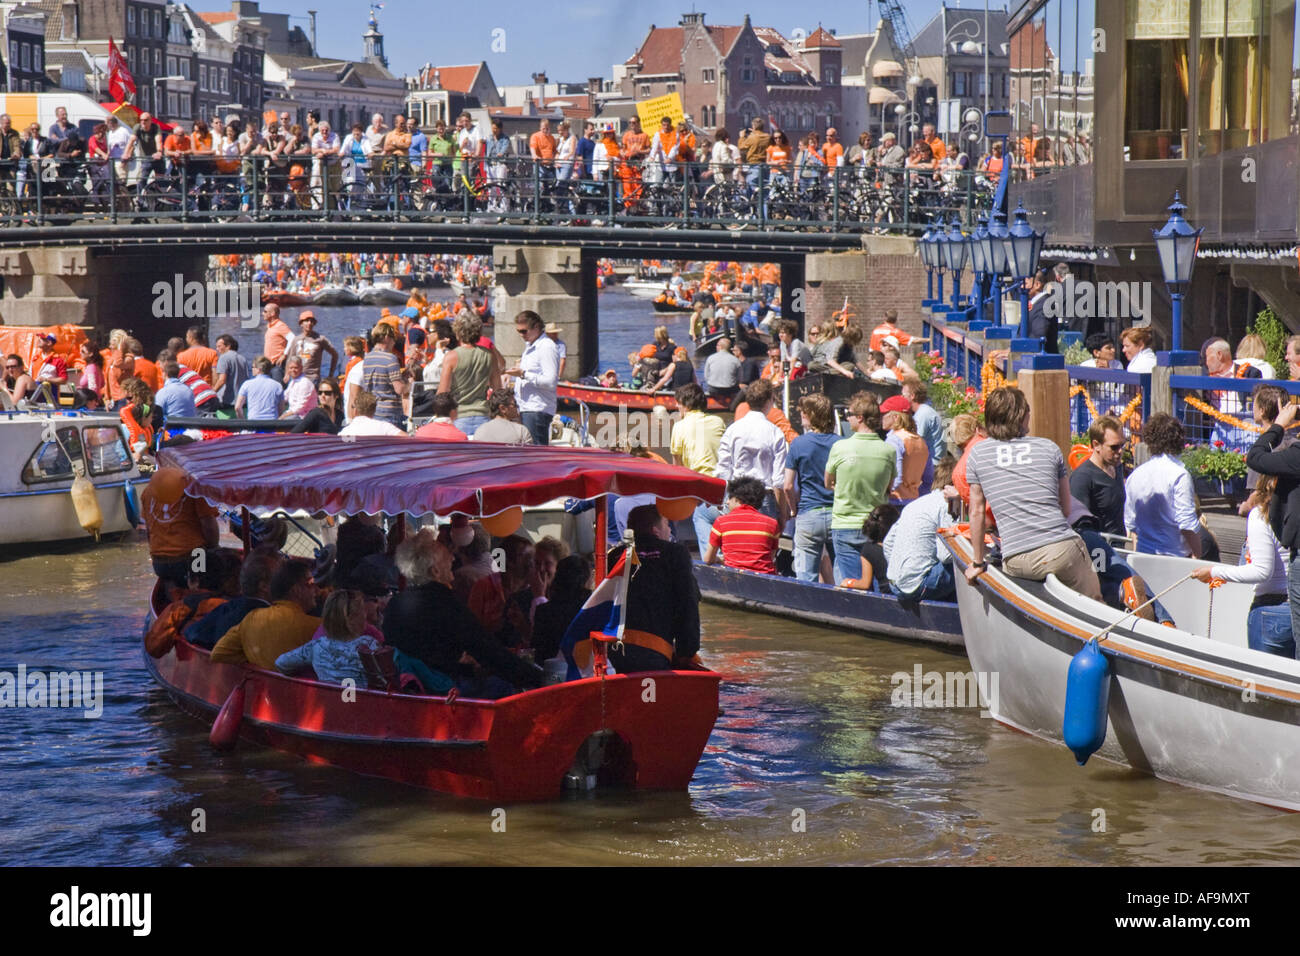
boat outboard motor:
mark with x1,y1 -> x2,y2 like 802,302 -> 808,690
1063,639 -> 1111,765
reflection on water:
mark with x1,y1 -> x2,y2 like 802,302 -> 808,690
1,536 -> 1297,866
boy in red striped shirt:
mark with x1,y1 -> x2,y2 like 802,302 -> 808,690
705,476 -> 781,574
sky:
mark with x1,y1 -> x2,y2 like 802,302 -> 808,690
296,0 -> 1018,86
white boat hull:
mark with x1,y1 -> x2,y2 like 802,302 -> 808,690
0,480 -> 135,546
946,532 -> 1300,811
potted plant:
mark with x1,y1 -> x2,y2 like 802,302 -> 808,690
1181,441 -> 1248,500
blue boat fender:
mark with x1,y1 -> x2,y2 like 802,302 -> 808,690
1063,638 -> 1111,766
123,479 -> 141,528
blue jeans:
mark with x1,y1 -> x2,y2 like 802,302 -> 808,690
896,560 -> 956,603
1248,602 -> 1295,658
692,502 -> 720,560
455,414 -> 489,436
793,507 -> 833,582
831,528 -> 870,585
1288,551 -> 1300,657
520,410 -> 552,446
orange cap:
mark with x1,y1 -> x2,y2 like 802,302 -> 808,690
638,344 -> 658,359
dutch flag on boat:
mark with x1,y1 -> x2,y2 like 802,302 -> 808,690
559,543 -> 637,680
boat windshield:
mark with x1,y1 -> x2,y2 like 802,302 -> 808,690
21,425 -> 84,484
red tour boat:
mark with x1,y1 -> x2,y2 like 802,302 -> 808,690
556,382 -> 730,413
145,435 -> 726,802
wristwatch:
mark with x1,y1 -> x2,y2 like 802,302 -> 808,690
972,560 -> 988,570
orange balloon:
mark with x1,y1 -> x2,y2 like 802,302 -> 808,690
1068,444 -> 1091,470
480,506 -> 524,537
656,497 -> 696,521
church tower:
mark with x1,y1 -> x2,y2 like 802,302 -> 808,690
363,7 -> 387,69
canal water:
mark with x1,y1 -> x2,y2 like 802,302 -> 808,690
4,533 -> 1299,866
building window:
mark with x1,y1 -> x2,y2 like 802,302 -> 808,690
127,7 -> 136,36
32,45 -> 41,72
666,82 -> 676,93
153,10 -> 162,37
8,41 -> 16,70
221,68 -> 228,92
1196,0 -> 1270,154
139,87 -> 148,111
127,46 -> 136,72
154,49 -> 161,75
952,71 -> 970,97
20,43 -> 29,71
167,91 -> 177,116
639,83 -> 651,96
166,55 -> 175,75
199,64 -> 207,90
1123,0 -> 1189,160
179,59 -> 189,80
824,67 -> 836,85
702,68 -> 715,83
741,68 -> 755,83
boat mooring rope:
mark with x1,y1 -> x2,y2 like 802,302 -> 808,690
1093,572 -> 1195,644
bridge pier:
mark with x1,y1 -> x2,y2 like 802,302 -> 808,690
492,244 -> 592,381
0,246 -> 208,347
804,237 -> 926,339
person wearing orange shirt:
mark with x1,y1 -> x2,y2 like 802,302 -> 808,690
163,124 -> 193,164
621,116 -> 649,205
262,302 -> 293,380
177,326 -> 219,385
126,337 -> 161,392
979,139 -> 1005,179
765,131 -> 792,179
869,309 -> 914,352
822,127 -> 845,169
649,116 -> 677,182
921,124 -> 947,162
675,121 -> 697,187
529,117 -> 557,190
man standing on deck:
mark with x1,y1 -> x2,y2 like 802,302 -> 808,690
825,391 -> 896,585
717,379 -> 789,524
503,309 -> 559,446
610,504 -> 702,672
671,383 -> 726,558
263,302 -> 293,382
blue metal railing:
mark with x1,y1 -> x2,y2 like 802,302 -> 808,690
1068,366 -> 1151,438
1169,374 -> 1300,453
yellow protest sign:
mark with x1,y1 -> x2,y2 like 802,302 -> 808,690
636,92 -> 685,131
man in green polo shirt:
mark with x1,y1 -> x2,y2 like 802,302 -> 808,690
825,391 -> 896,585
429,119 -> 457,192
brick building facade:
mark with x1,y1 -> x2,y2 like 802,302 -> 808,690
622,12 -> 841,136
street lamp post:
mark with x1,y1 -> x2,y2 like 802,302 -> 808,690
919,225 -> 936,300
933,225 -> 949,305
1151,189 -> 1202,352
943,217 -> 968,310
968,213 -> 990,321
1003,199 -> 1046,339
982,207 -> 1010,327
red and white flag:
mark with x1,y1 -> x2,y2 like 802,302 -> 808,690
107,37 -> 137,104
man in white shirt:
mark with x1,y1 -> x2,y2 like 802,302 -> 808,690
339,390 -> 407,437
280,357 -> 318,419
1123,412 -> 1201,558
716,379 -> 789,523
105,115 -> 131,185
544,323 -> 568,379
504,309 -> 559,446
311,120 -> 340,210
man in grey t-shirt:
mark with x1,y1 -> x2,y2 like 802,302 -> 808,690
964,386 -> 1101,600
213,334 -> 251,408
703,336 -> 742,405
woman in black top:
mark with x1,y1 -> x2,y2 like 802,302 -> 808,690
648,348 -> 697,391
292,376 -> 344,434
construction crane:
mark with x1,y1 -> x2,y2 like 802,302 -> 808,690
874,0 -> 924,142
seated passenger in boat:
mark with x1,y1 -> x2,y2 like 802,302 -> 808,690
334,514 -> 386,585
276,589 -> 381,685
186,547 -> 282,649
648,347 -> 696,392
964,387 -> 1102,601
210,561 -> 321,668
532,554 -> 593,665
1,354 -> 37,406
840,504 -> 900,592
704,477 -> 780,575
141,467 -> 221,597
145,549 -> 242,658
384,529 -> 544,697
883,457 -> 960,603
599,369 -> 620,388
605,504 -> 702,673
452,521 -> 495,603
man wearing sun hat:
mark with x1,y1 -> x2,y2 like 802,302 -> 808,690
34,333 -> 68,388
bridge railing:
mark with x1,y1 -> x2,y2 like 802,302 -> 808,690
1068,365 -> 1150,440
0,154 -> 995,232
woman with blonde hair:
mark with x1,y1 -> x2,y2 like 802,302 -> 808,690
651,325 -> 678,365
274,589 -> 380,685
1235,333 -> 1276,379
